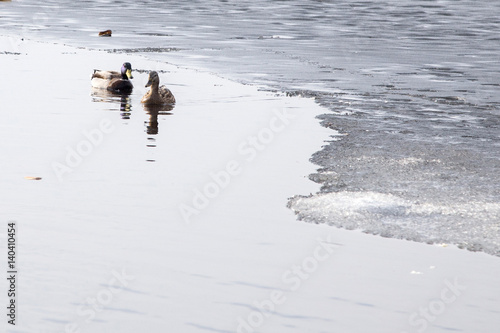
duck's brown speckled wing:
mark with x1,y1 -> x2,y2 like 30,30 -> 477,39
91,70 -> 121,80
158,86 -> 176,104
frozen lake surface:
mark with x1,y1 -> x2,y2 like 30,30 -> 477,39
2,0 -> 499,254
1,1 -> 500,331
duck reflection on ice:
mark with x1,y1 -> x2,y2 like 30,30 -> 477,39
90,88 -> 132,119
143,104 -> 174,135
90,88 -> 175,135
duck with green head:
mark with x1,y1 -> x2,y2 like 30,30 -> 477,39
91,62 -> 134,94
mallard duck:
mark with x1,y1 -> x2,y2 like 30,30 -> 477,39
141,71 -> 176,105
91,62 -> 133,94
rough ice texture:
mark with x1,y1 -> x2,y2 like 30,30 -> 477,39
289,105 -> 500,256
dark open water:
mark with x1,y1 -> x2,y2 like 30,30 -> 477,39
2,0 -> 500,255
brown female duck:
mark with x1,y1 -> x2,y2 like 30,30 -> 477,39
141,71 -> 175,105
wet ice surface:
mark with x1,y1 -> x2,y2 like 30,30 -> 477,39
289,91 -> 500,256
0,39 -> 334,332
2,0 -> 500,254
2,2 -> 500,333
